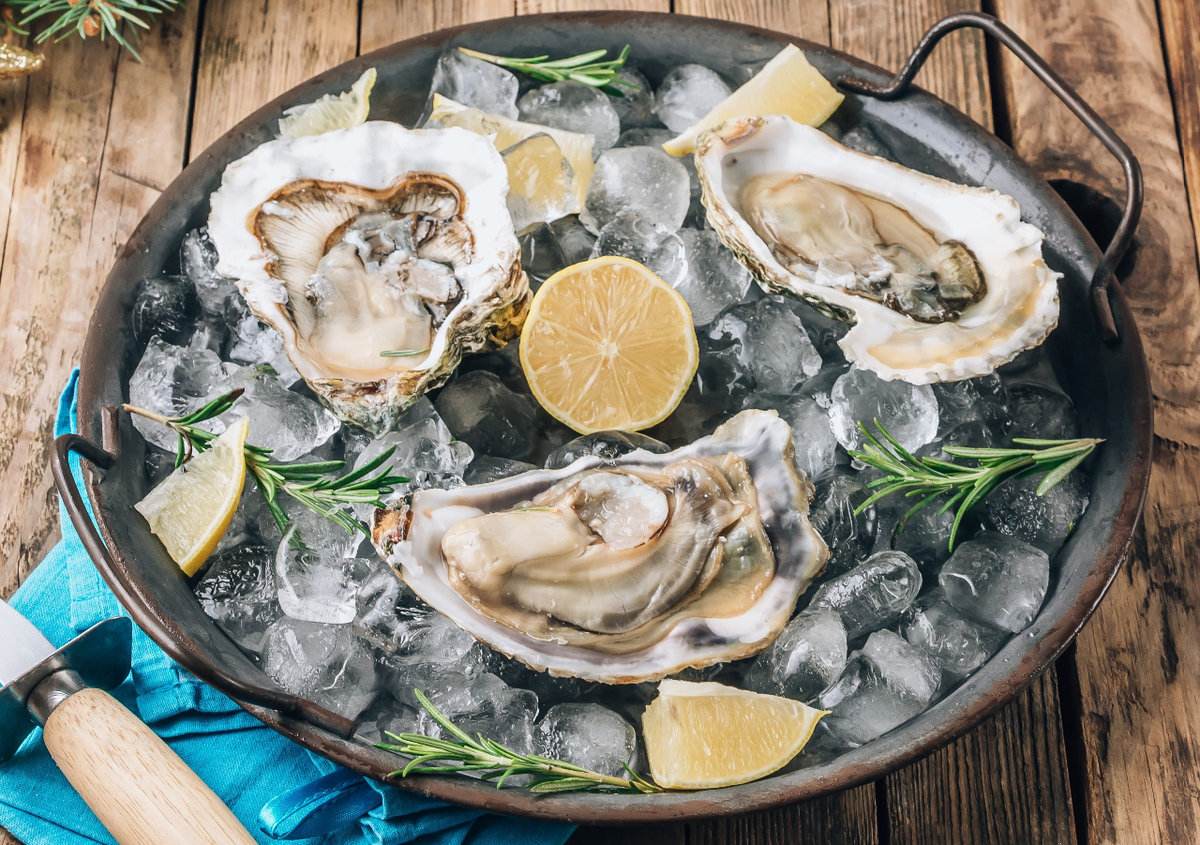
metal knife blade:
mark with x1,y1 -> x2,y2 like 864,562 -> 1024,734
0,598 -> 57,687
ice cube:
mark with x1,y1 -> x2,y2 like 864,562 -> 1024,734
193,543 -> 281,654
932,374 -> 1007,436
355,397 -> 473,480
534,703 -> 638,777
180,228 -> 240,317
353,563 -> 476,667
818,630 -> 941,745
742,608 -> 847,700
226,314 -> 301,386
415,673 -> 539,755
430,48 -> 519,119
231,366 -> 340,462
798,365 -> 850,410
280,497 -> 364,562
475,644 -> 596,707
828,367 -> 939,453
261,618 -> 377,718
354,695 -> 419,744
939,533 -> 1050,632
654,64 -> 732,133
1002,383 -> 1079,440
589,216 -> 687,286
977,473 -> 1088,555
704,299 -> 823,397
616,127 -> 673,148
501,133 -> 577,233
808,550 -> 922,639
128,337 -> 234,451
790,301 -> 850,362
741,393 -> 838,479
808,471 -> 879,577
435,370 -> 538,460
518,80 -> 620,151
545,430 -> 670,470
275,525 -> 370,624
609,67 -> 659,129
581,147 -> 691,234
901,593 -> 1006,678
672,229 -> 753,326
131,276 -> 200,347
881,500 -> 958,572
464,455 -> 539,484
548,216 -> 597,265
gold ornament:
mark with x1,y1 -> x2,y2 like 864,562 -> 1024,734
0,42 -> 44,81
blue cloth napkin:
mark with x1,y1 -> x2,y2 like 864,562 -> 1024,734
0,371 -> 575,845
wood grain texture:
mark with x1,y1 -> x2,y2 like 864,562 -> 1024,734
190,0 -> 359,155
675,0 -> 830,47
43,688 -> 257,844
885,672 -> 1076,844
516,0 -> 667,11
1159,0 -> 1200,309
360,0 -> 516,54
830,0 -> 990,129
0,37 -> 31,277
994,0 -> 1200,842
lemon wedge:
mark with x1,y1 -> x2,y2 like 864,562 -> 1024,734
279,68 -> 376,138
134,416 -> 249,576
428,93 -> 595,212
642,679 -> 828,789
662,45 -> 843,156
519,256 -> 698,434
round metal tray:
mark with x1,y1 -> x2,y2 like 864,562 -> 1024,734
55,11 -> 1152,824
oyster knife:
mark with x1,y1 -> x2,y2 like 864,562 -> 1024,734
0,597 -> 255,845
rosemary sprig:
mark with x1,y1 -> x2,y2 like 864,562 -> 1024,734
457,45 -> 634,96
123,389 -> 407,536
379,347 -> 429,358
6,0 -> 183,59
849,420 -> 1102,550
377,690 -> 662,794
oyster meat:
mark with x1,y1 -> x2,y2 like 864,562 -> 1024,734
208,121 -> 529,434
696,116 -> 1061,383
371,409 -> 829,683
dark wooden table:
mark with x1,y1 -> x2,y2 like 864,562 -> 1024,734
2,0 -> 1198,842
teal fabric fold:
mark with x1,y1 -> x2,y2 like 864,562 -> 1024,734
0,370 -> 575,845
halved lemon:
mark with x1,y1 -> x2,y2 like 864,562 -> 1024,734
642,679 -> 828,789
519,256 -> 698,434
134,416 -> 249,576
278,67 -> 376,138
428,93 -> 595,211
662,45 -> 844,156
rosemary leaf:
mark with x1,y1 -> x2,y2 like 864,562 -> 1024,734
457,44 -> 633,95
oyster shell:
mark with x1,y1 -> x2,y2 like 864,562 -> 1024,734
208,121 -> 529,434
370,409 -> 828,683
696,116 -> 1061,383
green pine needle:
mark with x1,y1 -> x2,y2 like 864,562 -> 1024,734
4,0 -> 183,59
123,388 -> 407,537
457,44 -> 634,96
376,690 -> 662,794
849,420 -> 1101,551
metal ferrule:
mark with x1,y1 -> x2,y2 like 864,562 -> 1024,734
25,669 -> 88,726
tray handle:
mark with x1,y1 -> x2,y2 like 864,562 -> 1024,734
51,429 -> 358,739
836,10 -> 1142,343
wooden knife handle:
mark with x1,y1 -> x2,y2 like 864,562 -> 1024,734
41,687 -> 257,845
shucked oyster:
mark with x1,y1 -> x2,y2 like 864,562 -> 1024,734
371,410 -> 829,683
208,121 -> 529,434
696,116 -> 1061,383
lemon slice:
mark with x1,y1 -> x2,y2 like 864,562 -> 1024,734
428,93 -> 595,211
642,679 -> 828,789
519,256 -> 698,434
279,68 -> 377,138
662,45 -> 843,156
134,416 -> 249,576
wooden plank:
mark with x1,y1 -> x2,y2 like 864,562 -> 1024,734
360,0 -> 516,54
885,672 -> 1076,844
992,0 -> 1200,842
0,36 -> 31,276
516,0 -> 666,12
830,0 -> 991,129
675,0 -> 829,45
190,0 -> 359,156
1161,0 -> 1200,256
0,10 -> 199,843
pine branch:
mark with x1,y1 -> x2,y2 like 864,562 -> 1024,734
4,0 -> 183,58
